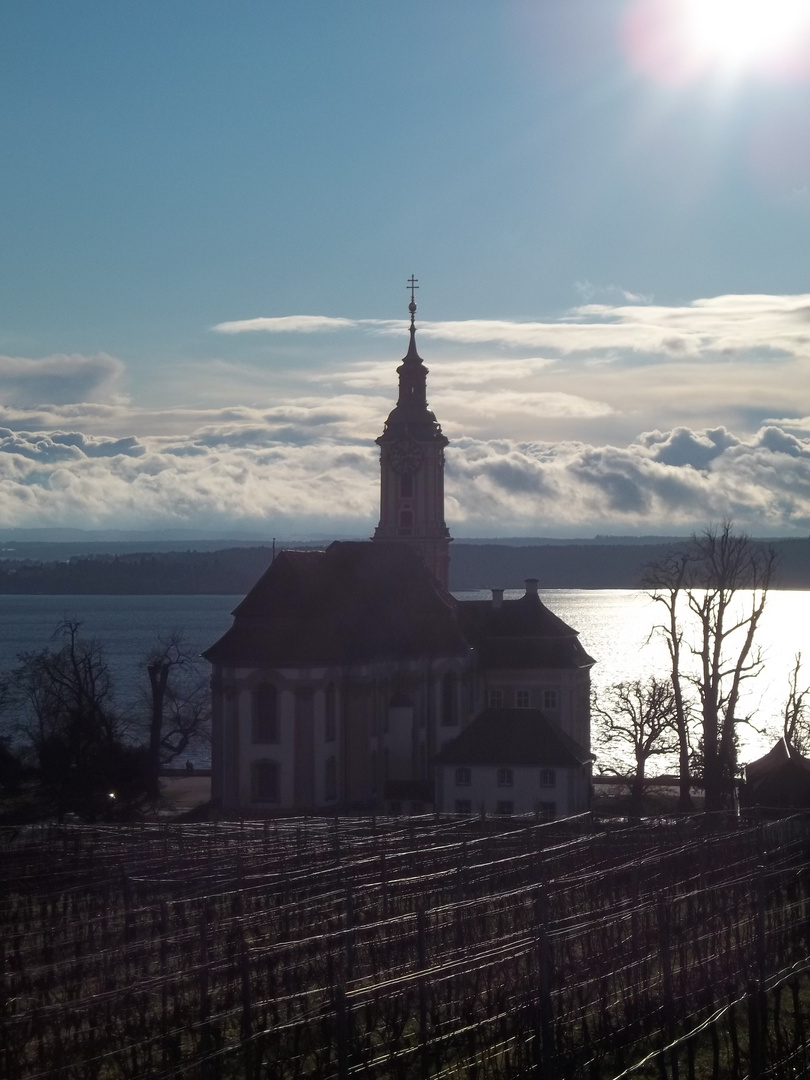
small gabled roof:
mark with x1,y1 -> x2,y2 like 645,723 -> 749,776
746,738 -> 810,783
458,586 -> 595,671
204,540 -> 468,668
435,708 -> 594,769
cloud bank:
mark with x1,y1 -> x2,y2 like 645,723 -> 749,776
2,294 -> 809,537
0,414 -> 807,537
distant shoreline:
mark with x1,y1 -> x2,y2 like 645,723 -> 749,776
0,538 -> 807,592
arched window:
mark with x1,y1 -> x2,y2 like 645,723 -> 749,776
252,685 -> 278,743
442,672 -> 458,726
252,759 -> 279,803
325,756 -> 337,801
325,683 -> 337,742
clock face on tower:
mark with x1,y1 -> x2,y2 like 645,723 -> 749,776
388,438 -> 422,474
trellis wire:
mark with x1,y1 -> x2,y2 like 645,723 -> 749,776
1,812 -> 809,1079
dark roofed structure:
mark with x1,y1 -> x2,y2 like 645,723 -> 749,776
205,541 -> 468,669
743,738 -> 810,812
205,290 -> 594,815
436,708 -> 593,769
458,579 -> 595,671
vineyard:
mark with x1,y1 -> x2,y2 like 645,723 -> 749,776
2,813 -> 810,1079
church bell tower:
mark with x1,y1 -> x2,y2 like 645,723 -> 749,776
373,278 -> 452,590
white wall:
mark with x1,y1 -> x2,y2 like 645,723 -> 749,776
439,762 -> 584,817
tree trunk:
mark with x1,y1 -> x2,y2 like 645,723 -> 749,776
147,661 -> 170,798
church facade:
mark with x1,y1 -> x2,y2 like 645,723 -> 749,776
205,287 -> 594,816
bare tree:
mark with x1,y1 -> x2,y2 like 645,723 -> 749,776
646,522 -> 776,812
144,631 -> 210,795
783,652 -> 810,755
593,677 -> 680,814
644,550 -> 694,811
8,620 -> 144,816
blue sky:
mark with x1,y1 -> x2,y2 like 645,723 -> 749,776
2,0 -> 810,538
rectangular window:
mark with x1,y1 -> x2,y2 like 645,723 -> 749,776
252,685 -> 278,744
516,689 -> 530,709
543,689 -> 559,710
325,684 -> 337,742
252,760 -> 279,803
497,767 -> 513,788
455,799 -> 472,815
455,766 -> 471,787
442,673 -> 458,726
399,473 -> 413,498
496,800 -> 513,816
324,756 -> 337,801
489,688 -> 503,709
538,801 -> 556,820
540,768 -> 556,788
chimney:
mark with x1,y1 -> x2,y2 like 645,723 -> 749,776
524,578 -> 539,597
491,588 -> 504,609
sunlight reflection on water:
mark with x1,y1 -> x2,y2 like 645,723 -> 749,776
1,590 -> 807,767
458,588 -> 810,762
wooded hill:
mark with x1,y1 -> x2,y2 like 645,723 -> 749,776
0,537 -> 807,593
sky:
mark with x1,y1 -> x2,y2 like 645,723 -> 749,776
2,0 -> 810,540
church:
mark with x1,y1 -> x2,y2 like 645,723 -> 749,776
205,284 -> 595,816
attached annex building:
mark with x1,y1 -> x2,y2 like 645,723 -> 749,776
205,289 -> 595,816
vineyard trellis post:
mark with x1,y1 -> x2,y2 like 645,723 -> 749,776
746,982 -> 763,1080
239,908 -> 252,1077
336,984 -> 349,1080
345,878 -> 355,983
417,904 -> 429,1080
199,904 -> 211,1080
160,899 -> 169,1071
755,862 -> 767,986
4,815 -> 810,1080
534,886 -> 555,1080
657,896 -> 677,1079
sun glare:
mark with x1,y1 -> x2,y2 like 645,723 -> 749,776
623,0 -> 810,85
685,0 -> 810,73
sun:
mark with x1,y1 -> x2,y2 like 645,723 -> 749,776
623,0 -> 810,85
684,0 -> 810,74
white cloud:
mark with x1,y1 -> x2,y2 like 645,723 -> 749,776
210,295 -> 810,367
213,315 -> 360,334
437,389 -> 615,421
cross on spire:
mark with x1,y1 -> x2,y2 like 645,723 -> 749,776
407,275 -> 419,326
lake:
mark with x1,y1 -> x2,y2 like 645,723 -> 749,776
1,589 -> 807,765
